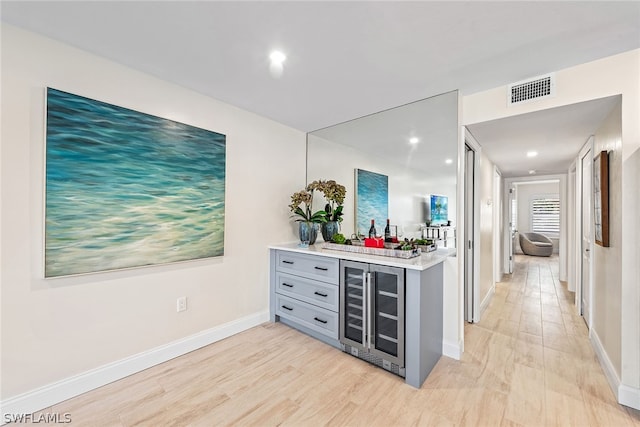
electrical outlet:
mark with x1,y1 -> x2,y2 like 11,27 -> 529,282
176,296 -> 187,312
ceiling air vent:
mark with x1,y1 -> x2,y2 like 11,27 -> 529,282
507,73 -> 555,106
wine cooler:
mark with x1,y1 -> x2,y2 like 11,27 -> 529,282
339,260 -> 405,376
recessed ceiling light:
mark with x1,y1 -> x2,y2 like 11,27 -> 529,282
409,137 -> 419,144
269,50 -> 286,78
269,50 -> 286,65
445,158 -> 453,165
527,151 -> 538,158
529,170 -> 536,175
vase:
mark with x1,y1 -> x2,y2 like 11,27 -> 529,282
321,221 -> 339,242
298,221 -> 318,246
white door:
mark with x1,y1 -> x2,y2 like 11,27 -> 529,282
579,140 -> 593,327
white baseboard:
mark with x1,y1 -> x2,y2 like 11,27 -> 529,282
478,284 -> 495,321
590,328 -> 640,410
590,329 -> 621,401
442,339 -> 462,360
0,311 -> 269,422
619,384 -> 640,410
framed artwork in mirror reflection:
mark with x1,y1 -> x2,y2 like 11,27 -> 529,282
355,168 -> 388,236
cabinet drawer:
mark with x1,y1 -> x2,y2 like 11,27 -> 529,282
275,294 -> 338,339
276,271 -> 338,312
276,251 -> 339,284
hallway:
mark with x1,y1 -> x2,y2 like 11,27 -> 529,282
428,254 -> 639,425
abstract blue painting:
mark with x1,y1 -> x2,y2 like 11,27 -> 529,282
355,169 -> 388,236
45,88 -> 226,277
430,194 -> 448,225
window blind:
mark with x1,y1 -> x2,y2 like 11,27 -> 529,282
531,196 -> 560,236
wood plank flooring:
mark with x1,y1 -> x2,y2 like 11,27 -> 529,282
32,255 -> 640,426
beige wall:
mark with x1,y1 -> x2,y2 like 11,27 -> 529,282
463,49 -> 639,400
1,26 -> 307,399
478,152 -> 494,310
592,102 -> 623,376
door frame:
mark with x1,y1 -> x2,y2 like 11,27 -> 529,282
462,128 -> 481,323
504,183 -> 516,275
567,160 -> 577,292
503,175 -> 567,276
493,166 -> 503,283
576,137 -> 594,327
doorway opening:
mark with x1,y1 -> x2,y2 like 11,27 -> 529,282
510,179 -> 561,259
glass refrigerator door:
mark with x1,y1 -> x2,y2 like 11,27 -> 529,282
370,265 -> 405,366
340,261 -> 367,348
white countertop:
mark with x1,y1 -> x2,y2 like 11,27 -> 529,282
269,242 -> 456,271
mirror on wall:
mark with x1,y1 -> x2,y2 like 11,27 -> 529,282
306,90 -> 459,244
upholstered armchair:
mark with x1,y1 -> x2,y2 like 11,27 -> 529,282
519,232 -> 553,257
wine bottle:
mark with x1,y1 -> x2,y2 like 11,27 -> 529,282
368,219 -> 376,238
384,219 -> 391,242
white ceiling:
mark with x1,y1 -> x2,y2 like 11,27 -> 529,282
310,91 -> 458,180
2,1 -> 639,177
467,96 -> 621,177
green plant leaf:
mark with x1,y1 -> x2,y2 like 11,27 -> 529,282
309,210 -> 328,223
332,205 -> 344,222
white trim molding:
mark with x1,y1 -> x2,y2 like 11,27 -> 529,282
479,284 -> 495,317
463,127 -> 482,324
618,384 -> 640,411
442,339 -> 463,360
0,311 -> 269,423
591,328 -> 640,410
591,328 -> 621,400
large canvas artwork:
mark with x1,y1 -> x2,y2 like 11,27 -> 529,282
355,168 -> 388,236
45,88 -> 226,277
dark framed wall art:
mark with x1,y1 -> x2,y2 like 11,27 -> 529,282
593,150 -> 609,247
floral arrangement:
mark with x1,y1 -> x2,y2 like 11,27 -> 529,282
289,187 -> 327,223
289,179 -> 346,223
315,179 -> 346,223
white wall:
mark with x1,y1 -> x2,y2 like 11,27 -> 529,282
463,49 -> 640,408
1,25 -> 307,401
592,102 -> 623,378
478,152 -> 494,313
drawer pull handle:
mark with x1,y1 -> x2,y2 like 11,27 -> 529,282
314,291 -> 328,297
281,305 -> 293,311
282,283 -> 294,288
314,317 -> 328,324
282,260 -> 294,265
314,266 -> 329,271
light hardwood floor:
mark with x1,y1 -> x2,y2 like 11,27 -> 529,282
33,255 -> 640,426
